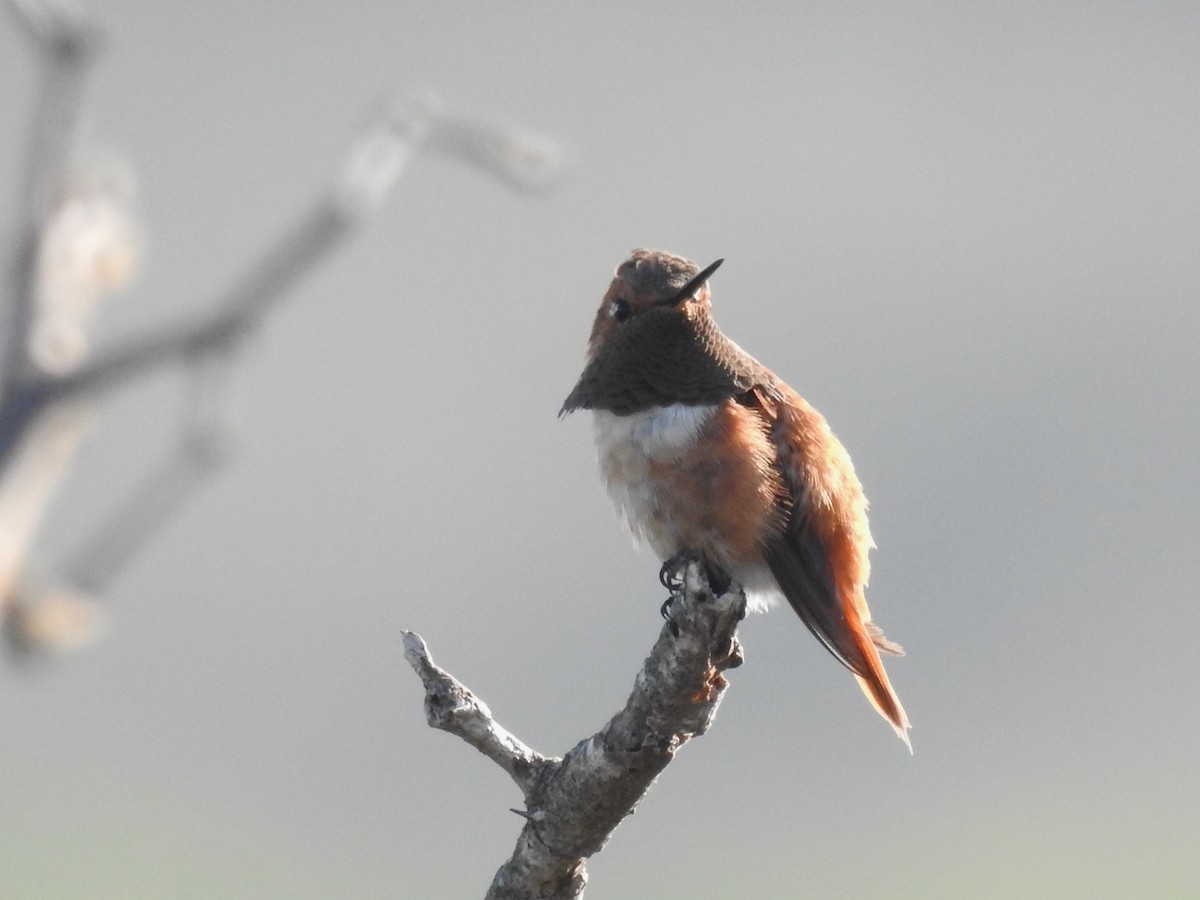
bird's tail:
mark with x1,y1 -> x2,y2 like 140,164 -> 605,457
760,527 -> 912,750
854,625 -> 912,752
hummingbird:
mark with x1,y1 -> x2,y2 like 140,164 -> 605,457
561,249 -> 911,749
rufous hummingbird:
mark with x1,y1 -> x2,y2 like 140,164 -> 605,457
561,249 -> 911,749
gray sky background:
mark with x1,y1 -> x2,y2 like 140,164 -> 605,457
2,2 -> 1198,898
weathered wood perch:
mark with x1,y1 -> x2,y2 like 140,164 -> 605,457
402,560 -> 747,899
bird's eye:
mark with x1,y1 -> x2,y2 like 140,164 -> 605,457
609,299 -> 632,323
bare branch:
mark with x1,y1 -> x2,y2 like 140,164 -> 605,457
404,562 -> 748,899
4,0 -> 105,388
3,578 -> 107,658
44,199 -> 371,401
418,96 -> 569,194
42,98 -> 567,404
402,630 -> 556,799
7,0 -> 102,57
0,400 -> 93,603
7,0 -> 105,213
59,362 -> 232,593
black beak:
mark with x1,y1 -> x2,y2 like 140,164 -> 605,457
663,257 -> 724,306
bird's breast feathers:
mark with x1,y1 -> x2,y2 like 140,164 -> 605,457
591,404 -> 717,554
590,401 -> 786,611
593,403 -> 717,462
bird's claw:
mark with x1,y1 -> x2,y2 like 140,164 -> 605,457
659,551 -> 734,639
659,551 -> 733,597
658,560 -> 683,591
658,550 -> 699,592
659,595 -> 675,620
660,595 -> 681,638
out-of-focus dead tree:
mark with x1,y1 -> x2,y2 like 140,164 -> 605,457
1,0 -> 566,656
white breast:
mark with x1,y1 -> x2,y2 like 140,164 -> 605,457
590,403 -> 781,614
591,404 -> 716,557
593,403 -> 715,460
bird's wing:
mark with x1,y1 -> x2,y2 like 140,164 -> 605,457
742,382 -> 910,744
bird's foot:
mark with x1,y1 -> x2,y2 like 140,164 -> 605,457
659,552 -> 734,638
659,595 -> 681,638
658,551 -> 734,598
658,552 -> 699,638
658,553 -> 691,592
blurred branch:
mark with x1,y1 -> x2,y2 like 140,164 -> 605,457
1,1 -> 568,655
403,562 -> 747,900
417,95 -> 569,195
0,401 -> 93,603
45,96 -> 567,403
7,0 -> 104,205
4,0 -> 104,391
60,354 -> 235,594
42,99 -> 425,402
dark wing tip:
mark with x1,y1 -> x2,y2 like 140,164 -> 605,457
762,529 -> 873,679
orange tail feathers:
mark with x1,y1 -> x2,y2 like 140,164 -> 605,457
855,630 -> 912,752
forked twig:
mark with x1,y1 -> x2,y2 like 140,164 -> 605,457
403,562 -> 747,899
